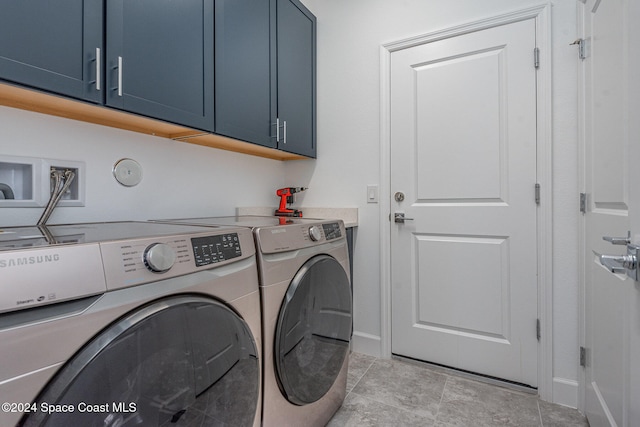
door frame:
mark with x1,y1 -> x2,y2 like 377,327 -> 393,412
378,3 -> 553,401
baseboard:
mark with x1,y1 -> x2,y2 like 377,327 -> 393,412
552,377 -> 579,408
351,331 -> 382,358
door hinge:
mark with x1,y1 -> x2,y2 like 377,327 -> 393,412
536,318 -> 541,341
580,192 -> 587,214
534,47 -> 540,69
580,346 -> 587,367
571,38 -> 589,60
535,183 -> 541,205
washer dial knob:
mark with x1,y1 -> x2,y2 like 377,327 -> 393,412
143,243 -> 176,273
308,225 -> 323,242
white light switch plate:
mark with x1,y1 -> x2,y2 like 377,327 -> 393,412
367,185 -> 378,203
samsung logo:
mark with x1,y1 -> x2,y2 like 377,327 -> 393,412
0,254 -> 61,268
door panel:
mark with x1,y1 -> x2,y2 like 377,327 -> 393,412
276,0 -> 316,157
391,18 -> 538,386
582,0 -> 639,425
106,0 -> 214,131
214,0 -> 275,148
0,0 -> 102,102
415,49 -> 506,202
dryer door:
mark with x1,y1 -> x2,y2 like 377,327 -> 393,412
275,254 -> 352,405
22,295 -> 259,427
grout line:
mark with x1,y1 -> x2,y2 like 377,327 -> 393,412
433,374 -> 449,423
347,354 -> 376,395
537,399 -> 544,427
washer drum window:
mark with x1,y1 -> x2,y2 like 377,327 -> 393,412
275,255 -> 352,405
21,296 -> 259,427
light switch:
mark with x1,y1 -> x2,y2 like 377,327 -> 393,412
367,185 -> 378,203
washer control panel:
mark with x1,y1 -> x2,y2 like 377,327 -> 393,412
191,233 -> 241,267
101,228 -> 253,291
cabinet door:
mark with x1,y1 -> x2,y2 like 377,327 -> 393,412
276,0 -> 316,158
106,0 -> 214,131
215,0 -> 276,148
0,0 -> 103,103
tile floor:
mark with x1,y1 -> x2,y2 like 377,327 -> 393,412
328,353 -> 589,427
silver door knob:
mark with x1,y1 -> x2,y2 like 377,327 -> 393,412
394,213 -> 414,223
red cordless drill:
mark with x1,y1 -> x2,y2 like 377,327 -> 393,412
275,187 -> 307,217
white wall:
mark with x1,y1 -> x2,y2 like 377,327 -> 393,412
291,0 -> 580,407
0,107 -> 285,226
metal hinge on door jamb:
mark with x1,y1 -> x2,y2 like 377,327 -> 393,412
580,346 -> 587,367
536,318 -> 541,341
535,183 -> 541,205
534,48 -> 540,69
580,192 -> 587,214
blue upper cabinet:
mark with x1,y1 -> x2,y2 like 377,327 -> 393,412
215,0 -> 316,158
106,0 -> 215,132
214,0 -> 276,149
0,0 -> 103,103
275,0 -> 317,158
0,0 -> 315,158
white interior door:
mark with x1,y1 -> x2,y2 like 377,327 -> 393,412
582,0 -> 640,425
390,18 -> 539,387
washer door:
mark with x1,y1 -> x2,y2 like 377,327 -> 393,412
275,254 -> 352,405
22,295 -> 259,427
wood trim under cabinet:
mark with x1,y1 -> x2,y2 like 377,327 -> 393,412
0,83 -> 307,161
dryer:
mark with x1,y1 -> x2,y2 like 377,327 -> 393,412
0,221 -> 262,427
155,216 -> 352,427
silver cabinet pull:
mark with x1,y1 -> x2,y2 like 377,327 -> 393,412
599,243 -> 639,281
117,56 -> 123,97
273,118 -> 280,141
394,212 -> 414,223
603,232 -> 631,245
95,48 -> 101,91
283,120 -> 287,144
272,119 -> 286,144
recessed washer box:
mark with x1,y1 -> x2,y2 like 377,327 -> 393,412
0,155 -> 45,207
0,155 -> 85,208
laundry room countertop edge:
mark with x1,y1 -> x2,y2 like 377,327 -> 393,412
236,207 -> 358,227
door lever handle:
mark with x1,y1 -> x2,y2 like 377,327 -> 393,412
599,254 -> 636,273
599,243 -> 640,281
603,233 -> 630,245
394,213 -> 414,223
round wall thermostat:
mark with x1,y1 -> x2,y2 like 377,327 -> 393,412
113,158 -> 143,187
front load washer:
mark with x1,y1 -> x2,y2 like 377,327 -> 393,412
0,221 -> 262,427
154,216 -> 352,427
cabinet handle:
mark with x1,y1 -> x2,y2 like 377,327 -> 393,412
95,48 -> 101,91
274,118 -> 280,142
118,56 -> 123,97
283,120 -> 287,144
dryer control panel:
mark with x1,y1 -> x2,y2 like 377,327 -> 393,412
257,220 -> 346,254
